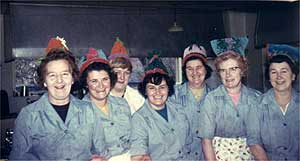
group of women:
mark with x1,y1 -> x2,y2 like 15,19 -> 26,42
9,36 -> 299,161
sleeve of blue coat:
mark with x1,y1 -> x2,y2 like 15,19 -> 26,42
198,94 -> 216,139
129,113 -> 149,156
245,103 -> 263,146
9,109 -> 38,160
92,112 -> 111,159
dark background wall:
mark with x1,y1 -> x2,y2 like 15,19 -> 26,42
0,1 -> 299,94
2,1 -> 299,59
5,2 -> 226,58
0,1 -> 299,96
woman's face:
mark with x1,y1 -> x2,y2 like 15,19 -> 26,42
146,79 -> 169,110
44,59 -> 73,105
218,58 -> 242,91
185,59 -> 206,88
87,70 -> 111,102
269,62 -> 295,92
112,67 -> 131,92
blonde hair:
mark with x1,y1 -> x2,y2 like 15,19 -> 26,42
109,57 -> 132,72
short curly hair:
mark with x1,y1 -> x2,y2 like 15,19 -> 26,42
138,73 -> 175,98
36,49 -> 79,88
214,52 -> 248,77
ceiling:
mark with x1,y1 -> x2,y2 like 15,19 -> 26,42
1,1 -> 299,15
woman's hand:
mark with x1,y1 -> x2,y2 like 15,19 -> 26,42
131,154 -> 152,161
202,138 -> 217,161
249,144 -> 269,161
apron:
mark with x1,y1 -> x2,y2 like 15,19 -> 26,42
213,136 -> 253,161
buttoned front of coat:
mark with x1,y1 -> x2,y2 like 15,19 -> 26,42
130,99 -> 191,161
251,89 -> 299,161
9,93 -> 108,160
83,94 -> 132,157
170,82 -> 211,160
199,84 -> 261,139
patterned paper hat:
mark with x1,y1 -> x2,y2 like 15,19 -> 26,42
79,48 -> 108,74
143,50 -> 168,79
109,37 -> 129,60
210,36 -> 249,57
183,44 -> 207,64
266,43 -> 299,64
45,36 -> 69,54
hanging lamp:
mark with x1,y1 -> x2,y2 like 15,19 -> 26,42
168,8 -> 184,32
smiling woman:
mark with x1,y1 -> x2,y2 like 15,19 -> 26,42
199,37 -> 261,161
130,51 -> 191,161
9,37 -> 108,160
248,44 -> 300,161
79,47 -> 132,161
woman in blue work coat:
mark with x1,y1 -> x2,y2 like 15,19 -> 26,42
169,44 -> 212,161
9,37 -> 108,160
80,48 -> 132,161
108,38 -> 145,115
248,44 -> 299,161
130,52 -> 191,161
199,37 -> 261,161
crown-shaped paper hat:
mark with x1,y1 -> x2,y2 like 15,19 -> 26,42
210,36 -> 249,57
266,43 -> 299,64
143,50 -> 169,79
79,48 -> 108,74
109,37 -> 129,60
45,36 -> 69,54
183,44 -> 207,64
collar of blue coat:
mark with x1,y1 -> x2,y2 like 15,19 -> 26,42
83,93 -> 129,106
30,93 -> 87,126
82,93 -> 131,115
34,93 -> 83,113
262,88 -> 299,105
142,98 -> 184,123
210,36 -> 249,57
213,84 -> 260,104
175,82 -> 210,97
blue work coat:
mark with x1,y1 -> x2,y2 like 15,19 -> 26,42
130,99 -> 191,161
199,84 -> 261,139
247,88 -> 299,161
83,94 -> 132,157
9,93 -> 108,160
169,82 -> 211,160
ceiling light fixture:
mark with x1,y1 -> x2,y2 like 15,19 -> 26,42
168,8 -> 184,32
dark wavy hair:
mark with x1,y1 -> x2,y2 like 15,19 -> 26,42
36,49 -> 79,88
265,54 -> 299,81
80,62 -> 117,90
182,56 -> 213,82
138,73 -> 175,98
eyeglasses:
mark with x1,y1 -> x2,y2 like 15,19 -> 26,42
218,67 -> 240,75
